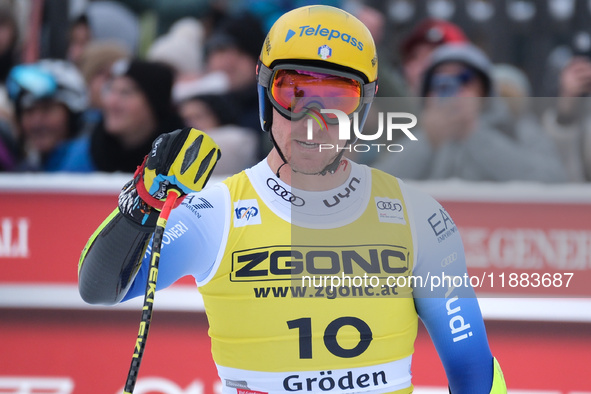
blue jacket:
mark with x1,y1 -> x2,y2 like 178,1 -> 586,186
51,135 -> 96,172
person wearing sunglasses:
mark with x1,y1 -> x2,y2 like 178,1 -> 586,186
375,43 -> 566,183
78,6 -> 506,394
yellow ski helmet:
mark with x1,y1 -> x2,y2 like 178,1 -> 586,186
256,5 -> 378,132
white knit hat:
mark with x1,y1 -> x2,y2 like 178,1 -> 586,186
147,17 -> 205,76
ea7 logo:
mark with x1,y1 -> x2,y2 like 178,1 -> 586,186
233,199 -> 261,227
427,208 -> 457,243
230,245 -> 409,282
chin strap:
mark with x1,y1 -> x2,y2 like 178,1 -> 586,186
317,147 -> 347,175
268,129 -> 350,178
275,162 -> 288,178
268,130 -> 289,178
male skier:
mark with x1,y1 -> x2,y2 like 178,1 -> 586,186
78,5 -> 506,394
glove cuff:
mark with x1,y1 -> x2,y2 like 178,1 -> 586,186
136,155 -> 186,211
117,169 -> 159,230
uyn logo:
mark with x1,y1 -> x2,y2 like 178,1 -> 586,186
306,109 -> 418,153
0,217 -> 29,258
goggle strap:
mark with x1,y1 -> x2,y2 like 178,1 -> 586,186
363,81 -> 377,103
257,61 -> 273,89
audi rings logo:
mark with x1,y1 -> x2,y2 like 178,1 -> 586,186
376,201 -> 402,211
267,178 -> 305,207
375,197 -> 406,224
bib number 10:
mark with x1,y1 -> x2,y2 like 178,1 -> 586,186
287,317 -> 373,359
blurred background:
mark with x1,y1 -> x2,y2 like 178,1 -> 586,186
0,0 -> 590,393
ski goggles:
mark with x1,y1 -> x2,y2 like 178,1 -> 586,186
6,64 -> 58,106
258,63 -> 376,123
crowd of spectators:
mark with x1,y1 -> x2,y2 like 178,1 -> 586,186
0,0 -> 589,183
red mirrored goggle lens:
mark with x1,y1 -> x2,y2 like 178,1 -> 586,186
270,69 -> 362,115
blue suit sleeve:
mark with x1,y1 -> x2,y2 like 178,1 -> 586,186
122,184 -> 229,301
402,183 -> 494,394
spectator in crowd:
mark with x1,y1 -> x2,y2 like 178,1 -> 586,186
67,1 -> 140,63
492,63 -> 533,121
67,14 -> 92,67
235,0 -> 343,31
203,12 -> 266,147
177,93 -> 258,175
492,62 -> 564,174
147,17 -> 205,84
205,13 -> 263,95
0,117 -> 17,171
57,59 -> 183,173
400,18 -> 468,96
0,4 -> 19,87
77,41 -> 129,131
6,59 -> 88,171
351,2 -> 407,99
541,56 -> 591,182
0,4 -> 20,171
149,16 -> 235,109
373,43 -> 567,182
